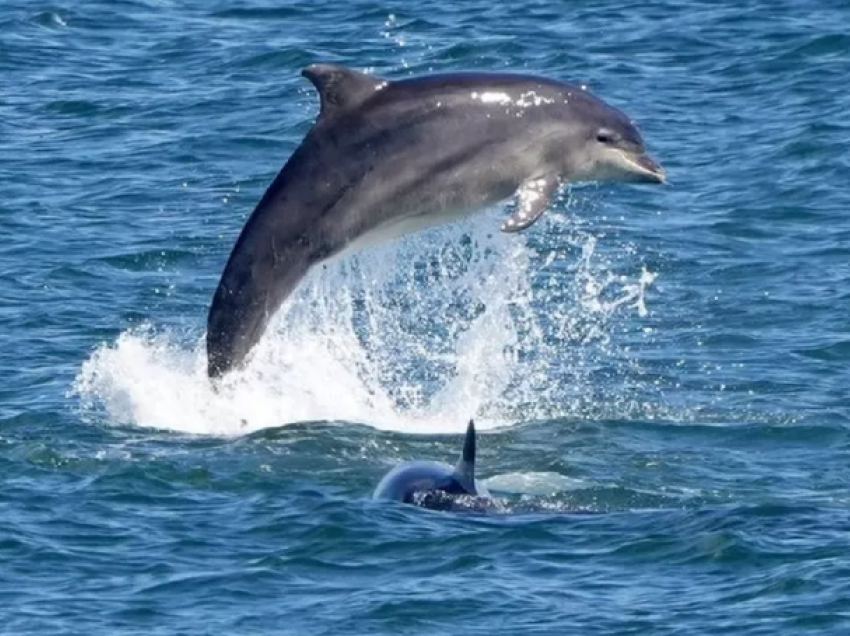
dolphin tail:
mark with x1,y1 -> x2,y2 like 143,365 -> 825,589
206,239 -> 313,380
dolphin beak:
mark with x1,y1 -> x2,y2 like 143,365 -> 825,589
635,153 -> 665,182
620,149 -> 666,184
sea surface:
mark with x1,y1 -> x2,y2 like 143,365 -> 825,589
3,0 -> 850,634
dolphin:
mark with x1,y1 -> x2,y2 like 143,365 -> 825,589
207,63 -> 665,378
372,419 -> 489,505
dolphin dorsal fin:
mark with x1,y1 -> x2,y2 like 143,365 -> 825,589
454,420 -> 476,490
301,63 -> 386,120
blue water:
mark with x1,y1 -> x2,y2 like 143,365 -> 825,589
3,0 -> 850,633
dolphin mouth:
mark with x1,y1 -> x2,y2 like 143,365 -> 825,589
621,150 -> 666,183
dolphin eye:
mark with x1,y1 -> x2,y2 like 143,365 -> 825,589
596,131 -> 615,144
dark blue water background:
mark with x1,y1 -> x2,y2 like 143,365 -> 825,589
3,1 -> 850,633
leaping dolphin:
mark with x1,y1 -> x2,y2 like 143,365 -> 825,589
206,63 -> 665,379
372,420 -> 489,504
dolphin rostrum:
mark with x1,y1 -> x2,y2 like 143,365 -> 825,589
206,63 -> 665,378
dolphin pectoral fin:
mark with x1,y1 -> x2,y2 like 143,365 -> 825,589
500,175 -> 560,233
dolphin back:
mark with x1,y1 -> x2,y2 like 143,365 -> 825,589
372,461 -> 458,502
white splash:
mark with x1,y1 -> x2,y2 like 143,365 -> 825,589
73,209 -> 656,437
484,472 -> 590,496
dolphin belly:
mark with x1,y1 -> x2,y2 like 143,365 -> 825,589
334,188 -> 507,259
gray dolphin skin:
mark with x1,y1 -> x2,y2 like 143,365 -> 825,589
206,63 -> 665,379
372,420 -> 489,504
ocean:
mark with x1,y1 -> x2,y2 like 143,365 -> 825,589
3,0 -> 850,633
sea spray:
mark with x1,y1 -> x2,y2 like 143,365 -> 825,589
73,208 -> 655,435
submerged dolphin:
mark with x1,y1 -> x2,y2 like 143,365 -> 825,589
372,420 -> 489,504
207,63 -> 665,378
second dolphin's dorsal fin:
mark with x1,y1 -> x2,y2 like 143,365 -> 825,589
301,63 -> 387,120
453,419 -> 477,493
